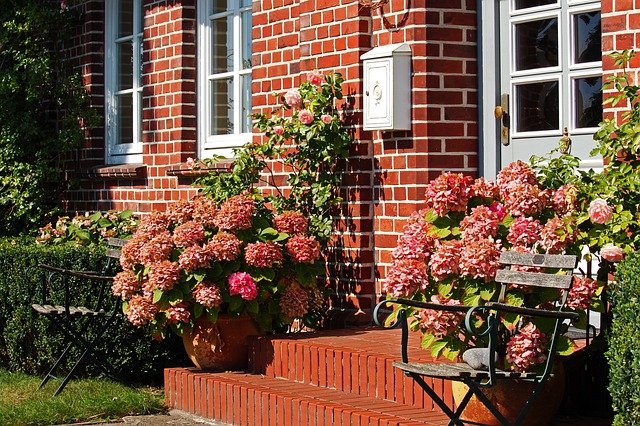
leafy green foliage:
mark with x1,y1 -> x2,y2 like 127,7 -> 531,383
195,72 -> 353,246
607,252 -> 640,426
0,2 -> 96,235
0,238 -> 188,384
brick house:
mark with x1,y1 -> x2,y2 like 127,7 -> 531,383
63,0 -> 630,319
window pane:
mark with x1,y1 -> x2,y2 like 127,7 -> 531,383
515,80 -> 559,132
574,12 -> 601,64
515,18 -> 558,71
575,77 -> 602,128
117,94 -> 133,145
241,0 -> 252,7
119,0 -> 133,37
118,41 -> 133,90
242,74 -> 252,133
241,10 -> 252,70
514,0 -> 556,10
212,0 -> 228,14
210,78 -> 233,135
211,16 -> 233,73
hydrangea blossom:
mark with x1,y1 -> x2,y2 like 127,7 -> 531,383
148,260 -> 181,291
166,199 -> 194,225
244,241 -> 284,268
566,277 -> 599,311
192,282 -> 222,308
459,237 -> 502,281
119,235 -> 147,270
429,240 -> 463,282
112,270 -> 141,300
540,216 -> 577,253
506,323 -> 548,372
384,258 -> 429,297
273,211 -> 308,234
501,182 -> 545,217
279,281 -> 309,319
472,177 -> 500,199
192,196 -> 218,228
496,160 -> 538,188
172,221 -> 206,247
460,205 -> 500,242
137,212 -> 171,235
214,194 -> 255,231
178,245 -> 213,272
424,172 -> 474,216
417,295 -> 464,337
286,235 -> 321,263
126,295 -> 157,326
507,216 -> 542,248
166,303 -> 191,324
228,272 -> 258,301
392,210 -> 434,262
140,232 -> 174,264
551,184 -> 578,215
205,231 -> 243,261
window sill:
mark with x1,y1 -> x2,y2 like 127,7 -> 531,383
78,164 -> 147,180
166,160 -> 234,178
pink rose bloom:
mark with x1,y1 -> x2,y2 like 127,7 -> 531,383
299,109 -> 314,125
274,125 -> 284,135
186,157 -> 196,169
284,89 -> 302,108
308,71 -> 324,86
588,198 -> 613,224
228,272 -> 258,301
321,114 -> 332,124
601,243 -> 625,262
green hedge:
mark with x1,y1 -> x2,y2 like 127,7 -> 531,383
0,238 -> 189,384
607,252 -> 640,425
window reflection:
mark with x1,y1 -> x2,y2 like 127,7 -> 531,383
516,81 -> 559,132
515,18 -> 558,71
574,12 -> 601,64
575,77 -> 602,128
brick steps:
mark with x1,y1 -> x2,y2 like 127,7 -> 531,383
165,327 -> 453,425
165,369 -> 449,426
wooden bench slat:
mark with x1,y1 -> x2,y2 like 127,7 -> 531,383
32,303 -> 104,317
495,270 -> 573,289
393,362 -> 539,380
498,252 -> 576,269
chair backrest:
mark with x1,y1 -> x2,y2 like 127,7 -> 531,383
102,237 -> 127,277
495,251 -> 577,305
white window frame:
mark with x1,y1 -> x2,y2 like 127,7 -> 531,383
105,0 -> 143,165
197,0 -> 253,159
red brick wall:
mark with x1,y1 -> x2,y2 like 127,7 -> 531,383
601,0 -> 640,124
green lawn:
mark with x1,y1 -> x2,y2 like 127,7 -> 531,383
0,370 -> 165,426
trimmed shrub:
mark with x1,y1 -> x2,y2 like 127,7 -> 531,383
0,238 -> 188,384
607,252 -> 640,425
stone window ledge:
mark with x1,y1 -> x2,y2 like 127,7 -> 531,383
79,164 -> 147,180
166,159 -> 234,178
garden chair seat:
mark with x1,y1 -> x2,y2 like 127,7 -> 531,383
375,251 -> 580,426
31,238 -> 127,396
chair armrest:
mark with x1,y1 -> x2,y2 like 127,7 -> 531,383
38,264 -> 114,282
383,298 -> 474,313
484,302 -> 580,321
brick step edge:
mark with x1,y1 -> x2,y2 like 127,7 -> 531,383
248,336 -> 452,410
165,368 -> 450,426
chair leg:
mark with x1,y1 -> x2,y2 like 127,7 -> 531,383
409,373 -> 465,426
39,341 -> 74,389
464,380 -> 513,426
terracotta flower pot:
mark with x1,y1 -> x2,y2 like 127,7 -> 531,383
182,315 -> 261,371
451,363 -> 565,426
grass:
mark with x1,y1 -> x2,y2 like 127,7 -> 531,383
0,370 -> 166,426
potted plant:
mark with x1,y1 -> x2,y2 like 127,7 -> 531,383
112,72 -> 353,370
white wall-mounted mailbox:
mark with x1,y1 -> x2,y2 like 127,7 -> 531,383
361,43 -> 412,131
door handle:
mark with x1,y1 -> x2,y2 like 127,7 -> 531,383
495,94 -> 510,146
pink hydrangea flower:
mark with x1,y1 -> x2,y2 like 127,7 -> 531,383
321,114 -> 332,124
112,270 -> 141,300
506,323 -> 547,372
166,302 -> 191,324
148,260 -> 181,291
299,109 -> 314,125
244,241 -> 284,268
417,295 -> 464,338
496,160 -> 539,189
279,281 -> 309,319
274,125 -> 284,135
383,258 -> 429,297
273,211 -> 308,234
192,196 -> 218,228
119,236 -> 147,270
228,272 -> 258,300
126,295 -> 157,327
551,184 -> 578,215
588,198 -> 613,224
540,216 -> 577,254
472,177 -> 500,199
567,277 -> 599,311
459,237 -> 502,281
429,240 -> 463,282
284,89 -> 302,108
214,194 -> 255,231
173,221 -> 206,247
193,282 -> 223,308
489,202 -> 507,221
140,232 -> 174,264
460,205 -> 500,242
392,210 -> 435,263
178,245 -> 213,272
136,212 -> 171,236
205,231 -> 243,261
286,235 -> 321,263
501,182 -> 545,217
308,70 -> 324,86
601,243 -> 625,262
424,172 -> 474,216
507,216 -> 542,248
166,199 -> 194,225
